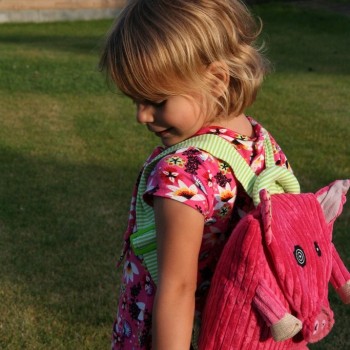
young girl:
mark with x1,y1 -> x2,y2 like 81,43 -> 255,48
100,0 -> 292,349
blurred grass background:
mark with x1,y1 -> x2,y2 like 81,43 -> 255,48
0,1 -> 349,349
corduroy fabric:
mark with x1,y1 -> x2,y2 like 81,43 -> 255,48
199,180 -> 350,349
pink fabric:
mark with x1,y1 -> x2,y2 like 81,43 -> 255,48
111,118 -> 290,349
199,181 -> 350,349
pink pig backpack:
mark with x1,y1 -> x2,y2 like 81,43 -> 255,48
197,169 -> 350,345
198,180 -> 350,350
129,132 -> 350,349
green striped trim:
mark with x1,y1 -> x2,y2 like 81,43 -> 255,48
130,225 -> 156,255
252,166 -> 300,206
263,129 -> 276,169
143,251 -> 158,283
130,132 -> 300,283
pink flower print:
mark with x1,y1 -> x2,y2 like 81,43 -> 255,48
144,275 -> 154,296
166,155 -> 185,167
123,320 -> 132,338
219,161 -> 230,174
136,302 -> 146,321
124,260 -> 139,283
199,152 -> 211,162
203,171 -> 213,188
214,183 -> 236,210
250,153 -> 264,173
114,316 -> 122,335
166,180 -> 205,202
254,138 -> 265,154
121,296 -> 127,311
193,175 -> 208,195
218,203 -> 231,218
209,128 -> 227,135
160,166 -> 179,184
232,138 -> 251,151
214,172 -> 232,187
146,174 -> 158,193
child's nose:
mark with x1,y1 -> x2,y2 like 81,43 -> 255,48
136,104 -> 155,124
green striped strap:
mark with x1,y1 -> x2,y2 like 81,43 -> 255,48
252,166 -> 300,206
263,129 -> 276,169
130,132 -> 300,283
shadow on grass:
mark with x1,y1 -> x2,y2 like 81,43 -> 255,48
0,146 -> 137,325
1,146 -> 349,347
0,3 -> 349,347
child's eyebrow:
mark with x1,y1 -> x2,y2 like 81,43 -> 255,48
143,99 -> 167,107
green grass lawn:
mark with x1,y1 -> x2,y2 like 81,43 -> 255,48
0,2 -> 349,349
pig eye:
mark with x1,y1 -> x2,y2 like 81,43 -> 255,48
294,245 -> 306,267
314,242 -> 322,257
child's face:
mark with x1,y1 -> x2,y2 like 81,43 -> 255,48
135,94 -> 208,147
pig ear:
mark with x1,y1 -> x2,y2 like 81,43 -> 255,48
316,179 -> 350,223
260,189 -> 273,245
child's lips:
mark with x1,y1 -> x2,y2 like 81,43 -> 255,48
154,128 -> 172,137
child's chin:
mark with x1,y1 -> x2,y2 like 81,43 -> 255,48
160,136 -> 175,147
161,137 -> 183,147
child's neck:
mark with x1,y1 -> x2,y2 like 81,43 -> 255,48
212,113 -> 255,138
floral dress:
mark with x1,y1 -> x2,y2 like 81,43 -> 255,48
112,118 -> 291,349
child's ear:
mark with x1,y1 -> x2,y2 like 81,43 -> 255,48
206,61 -> 230,98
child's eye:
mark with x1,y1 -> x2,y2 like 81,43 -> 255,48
145,99 -> 166,107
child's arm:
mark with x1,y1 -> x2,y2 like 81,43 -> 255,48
152,197 -> 204,350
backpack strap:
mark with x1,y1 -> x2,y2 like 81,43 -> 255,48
130,132 -> 300,283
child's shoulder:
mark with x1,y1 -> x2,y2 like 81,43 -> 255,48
153,145 -> 220,180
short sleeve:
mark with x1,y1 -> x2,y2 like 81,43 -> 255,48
143,147 -> 225,219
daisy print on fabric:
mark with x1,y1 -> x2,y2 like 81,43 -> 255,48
160,166 -> 179,184
144,275 -> 154,296
209,127 -> 227,135
123,320 -> 132,338
124,260 -> 139,283
113,316 -> 125,345
219,161 -> 230,174
214,183 -> 236,210
199,151 -> 211,163
232,138 -> 253,156
166,155 -> 185,167
193,175 -> 208,195
203,170 -> 213,188
146,175 -> 158,194
209,128 -> 232,142
218,203 -> 231,219
254,137 -> 265,153
166,180 -> 205,202
250,153 -> 265,173
136,302 -> 146,321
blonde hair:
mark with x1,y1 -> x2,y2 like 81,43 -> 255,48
100,0 -> 269,118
